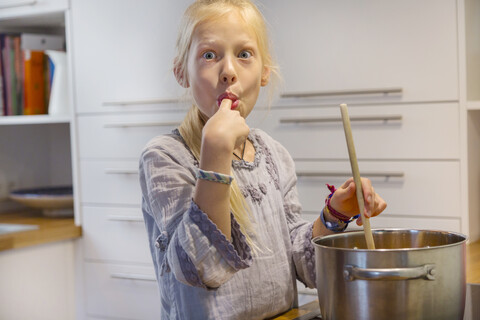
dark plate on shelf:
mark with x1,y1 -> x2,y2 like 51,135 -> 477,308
9,186 -> 74,217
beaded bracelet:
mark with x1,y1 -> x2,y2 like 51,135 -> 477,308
196,169 -> 234,185
325,184 -> 360,223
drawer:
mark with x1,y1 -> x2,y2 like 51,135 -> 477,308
249,103 -> 459,160
295,160 -> 460,218
79,160 -> 140,205
77,112 -> 185,160
302,213 -> 461,233
84,262 -> 160,319
82,205 -> 151,264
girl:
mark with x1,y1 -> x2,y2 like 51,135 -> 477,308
139,0 -> 387,319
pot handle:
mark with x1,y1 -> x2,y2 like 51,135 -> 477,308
344,264 -> 436,281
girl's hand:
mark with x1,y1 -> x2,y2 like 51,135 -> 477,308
202,99 -> 249,155
329,177 -> 387,226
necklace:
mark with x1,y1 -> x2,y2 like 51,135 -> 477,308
233,140 -> 247,160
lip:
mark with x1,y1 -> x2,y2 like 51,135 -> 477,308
217,92 -> 240,109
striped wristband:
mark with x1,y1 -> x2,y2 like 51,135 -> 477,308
196,169 -> 234,185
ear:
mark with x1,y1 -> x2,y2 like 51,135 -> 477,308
173,59 -> 189,88
261,66 -> 270,87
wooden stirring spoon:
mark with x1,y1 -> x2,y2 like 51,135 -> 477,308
340,103 -> 376,249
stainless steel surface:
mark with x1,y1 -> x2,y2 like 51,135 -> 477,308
280,87 -> 403,98
296,171 -> 404,179
102,98 -> 181,106
313,229 -> 467,320
103,121 -> 181,128
279,115 -> 402,124
0,223 -> 38,235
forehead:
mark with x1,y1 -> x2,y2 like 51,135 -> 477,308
192,11 -> 258,46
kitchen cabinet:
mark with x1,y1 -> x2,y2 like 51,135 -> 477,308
70,0 -> 191,318
260,0 -> 458,104
71,0 -> 190,114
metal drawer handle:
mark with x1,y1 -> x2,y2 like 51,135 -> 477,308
296,171 -> 404,179
107,215 -> 144,222
344,264 -> 436,281
104,169 -> 138,175
110,273 -> 157,282
281,87 -> 403,99
0,0 -> 37,9
103,121 -> 181,128
280,115 -> 402,124
102,98 -> 181,106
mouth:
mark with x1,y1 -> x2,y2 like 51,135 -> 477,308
217,92 -> 240,110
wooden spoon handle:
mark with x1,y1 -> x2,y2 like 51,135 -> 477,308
339,104 -> 375,249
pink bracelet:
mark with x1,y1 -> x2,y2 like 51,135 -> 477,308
325,184 -> 359,222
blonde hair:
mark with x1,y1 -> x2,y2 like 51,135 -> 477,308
175,0 -> 279,248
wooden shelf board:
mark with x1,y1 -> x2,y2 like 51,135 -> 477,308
0,114 -> 70,125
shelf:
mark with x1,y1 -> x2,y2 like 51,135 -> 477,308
467,101 -> 480,110
0,114 -> 70,125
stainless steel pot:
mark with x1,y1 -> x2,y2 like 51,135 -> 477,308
312,229 -> 467,320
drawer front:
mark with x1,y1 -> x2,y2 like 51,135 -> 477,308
249,103 -> 459,160
84,262 -> 160,319
261,0 -> 458,103
79,160 -> 140,205
77,112 -> 185,159
82,205 -> 152,264
302,212 -> 461,233
295,160 -> 460,218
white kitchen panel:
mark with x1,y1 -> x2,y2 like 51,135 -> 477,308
0,0 -> 67,19
249,103 -> 459,160
77,111 -> 186,160
260,0 -> 458,103
301,213 -> 460,233
84,262 -> 160,320
79,160 -> 141,205
71,0 -> 191,114
295,160 -> 460,218
82,205 -> 152,264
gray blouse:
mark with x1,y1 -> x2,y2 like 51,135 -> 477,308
139,128 -> 316,320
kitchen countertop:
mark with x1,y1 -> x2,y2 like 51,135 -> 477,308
274,238 -> 480,320
0,210 -> 82,251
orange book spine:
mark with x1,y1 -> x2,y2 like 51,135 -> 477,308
23,50 -> 45,115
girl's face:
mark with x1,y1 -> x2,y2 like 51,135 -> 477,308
185,11 -> 269,119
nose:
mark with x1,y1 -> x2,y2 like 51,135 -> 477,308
220,56 -> 237,85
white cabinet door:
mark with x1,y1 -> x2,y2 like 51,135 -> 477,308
249,103 -> 460,160
82,205 -> 152,264
295,160 -> 461,218
85,262 -> 160,319
77,111 -> 186,160
71,0 -> 190,114
260,0 -> 458,103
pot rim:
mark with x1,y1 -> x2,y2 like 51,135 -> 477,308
312,228 -> 468,252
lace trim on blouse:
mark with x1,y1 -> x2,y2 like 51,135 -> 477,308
189,201 -> 253,270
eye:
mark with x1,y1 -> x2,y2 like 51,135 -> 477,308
202,51 -> 216,60
238,50 -> 252,59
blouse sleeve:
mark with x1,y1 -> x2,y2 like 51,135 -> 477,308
272,138 -> 317,289
139,137 -> 252,289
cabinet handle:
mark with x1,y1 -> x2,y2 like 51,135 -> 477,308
296,171 -> 404,179
110,273 -> 156,282
104,169 -> 138,175
102,98 -> 181,106
103,121 -> 181,128
0,0 -> 37,9
280,115 -> 402,124
107,215 -> 144,222
280,87 -> 403,99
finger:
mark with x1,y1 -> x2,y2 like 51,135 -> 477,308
219,98 -> 233,110
371,193 -> 387,217
356,214 -> 363,226
360,178 -> 374,217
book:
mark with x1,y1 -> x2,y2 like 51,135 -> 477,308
23,50 -> 45,115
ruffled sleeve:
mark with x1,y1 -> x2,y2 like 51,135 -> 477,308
139,135 -> 252,289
